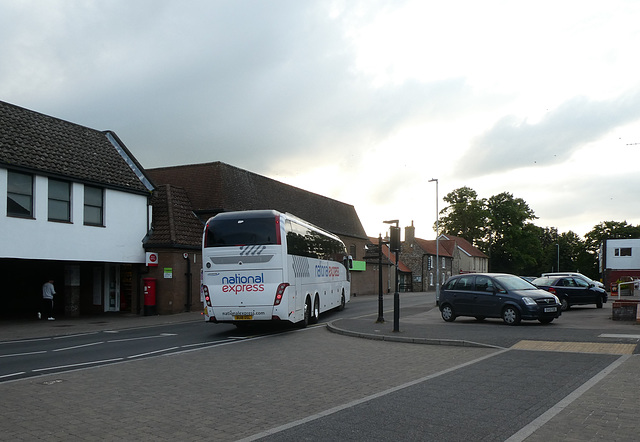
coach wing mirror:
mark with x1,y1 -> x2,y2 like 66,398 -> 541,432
344,255 -> 353,270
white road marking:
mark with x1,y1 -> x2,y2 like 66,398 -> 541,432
32,358 -> 124,372
599,333 -> 640,339
0,351 -> 46,358
52,342 -> 104,352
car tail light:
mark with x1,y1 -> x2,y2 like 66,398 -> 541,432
547,287 -> 556,295
203,285 -> 212,307
274,283 -> 289,305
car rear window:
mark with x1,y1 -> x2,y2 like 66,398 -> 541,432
453,275 -> 475,290
531,277 -> 554,286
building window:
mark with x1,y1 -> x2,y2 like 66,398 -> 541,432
350,244 -> 357,260
427,256 -> 433,270
615,248 -> 632,257
48,179 -> 71,222
441,257 -> 446,268
84,186 -> 103,226
7,171 -> 33,218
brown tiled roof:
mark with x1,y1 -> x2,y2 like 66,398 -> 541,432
146,162 -> 368,240
414,238 -> 454,257
145,184 -> 203,248
366,237 -> 411,272
440,234 -> 488,258
0,100 -> 151,194
413,235 -> 487,259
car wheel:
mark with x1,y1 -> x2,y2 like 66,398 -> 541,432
475,316 -> 486,322
440,304 -> 456,322
538,318 -> 554,324
502,306 -> 521,325
560,298 -> 569,311
596,297 -> 603,308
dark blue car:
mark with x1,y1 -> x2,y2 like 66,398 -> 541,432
439,273 -> 562,325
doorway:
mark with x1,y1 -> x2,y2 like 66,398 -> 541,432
105,264 -> 120,312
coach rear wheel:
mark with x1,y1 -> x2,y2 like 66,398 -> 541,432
311,295 -> 320,324
300,298 -> 311,328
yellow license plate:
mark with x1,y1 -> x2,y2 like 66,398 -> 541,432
234,315 -> 253,320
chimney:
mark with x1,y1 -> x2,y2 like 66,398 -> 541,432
405,221 -> 415,243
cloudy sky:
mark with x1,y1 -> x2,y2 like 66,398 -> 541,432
2,0 -> 640,240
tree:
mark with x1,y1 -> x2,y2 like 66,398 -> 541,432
484,192 -> 538,273
584,221 -> 640,254
436,188 -> 639,278
438,187 -> 487,246
558,231 -> 584,272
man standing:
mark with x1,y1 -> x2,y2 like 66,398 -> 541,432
42,279 -> 56,320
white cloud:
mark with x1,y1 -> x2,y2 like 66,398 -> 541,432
2,0 -> 640,240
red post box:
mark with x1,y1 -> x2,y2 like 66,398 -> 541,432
143,277 -> 157,316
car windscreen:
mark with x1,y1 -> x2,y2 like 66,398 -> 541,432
494,275 -> 537,290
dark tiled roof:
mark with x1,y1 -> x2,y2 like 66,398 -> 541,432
0,100 -> 150,194
145,184 -> 203,248
146,162 -> 368,240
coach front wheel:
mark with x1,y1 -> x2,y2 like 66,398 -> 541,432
337,291 -> 346,311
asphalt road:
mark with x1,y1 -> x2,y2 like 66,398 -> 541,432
1,293 -> 639,441
0,292 -> 428,383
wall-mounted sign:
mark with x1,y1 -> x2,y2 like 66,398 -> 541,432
146,252 -> 158,267
164,268 -> 173,279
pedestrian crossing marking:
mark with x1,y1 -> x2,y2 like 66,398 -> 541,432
511,340 -> 636,355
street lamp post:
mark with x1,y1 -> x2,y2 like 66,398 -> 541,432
429,178 -> 440,304
384,219 -> 400,332
376,233 -> 385,323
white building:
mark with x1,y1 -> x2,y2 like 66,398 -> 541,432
0,100 -> 153,317
601,238 -> 640,288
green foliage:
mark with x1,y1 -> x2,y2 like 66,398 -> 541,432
439,187 -> 640,277
438,186 -> 487,246
584,221 -> 640,254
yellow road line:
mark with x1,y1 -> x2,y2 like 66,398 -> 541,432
511,340 -> 636,355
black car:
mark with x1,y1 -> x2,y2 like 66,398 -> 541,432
531,276 -> 607,311
439,273 -> 561,325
